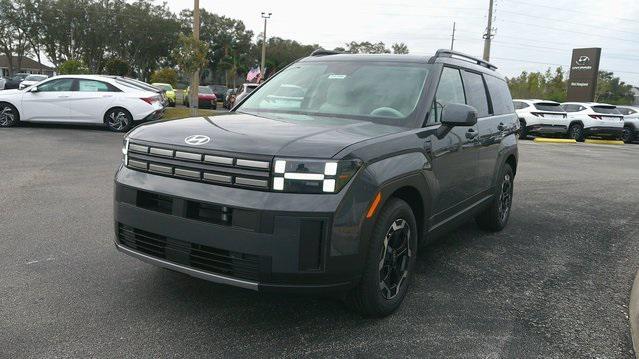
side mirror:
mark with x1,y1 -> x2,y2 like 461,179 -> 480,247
29,86 -> 39,93
441,103 -> 478,127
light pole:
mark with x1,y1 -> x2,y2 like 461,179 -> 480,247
260,12 -> 272,80
482,0 -> 494,61
191,0 -> 200,114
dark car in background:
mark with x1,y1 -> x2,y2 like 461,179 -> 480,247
184,86 -> 218,109
209,84 -> 228,103
4,73 -> 30,90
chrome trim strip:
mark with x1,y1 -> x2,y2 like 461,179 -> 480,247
115,243 -> 259,291
174,168 -> 201,179
204,155 -> 234,165
149,164 -> 173,174
128,159 -> 147,170
236,159 -> 270,169
175,151 -> 202,161
203,172 -> 232,183
235,177 -> 268,187
149,147 -> 174,157
129,144 -> 148,153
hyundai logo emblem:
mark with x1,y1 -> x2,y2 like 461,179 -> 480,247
184,135 -> 211,145
576,56 -> 590,66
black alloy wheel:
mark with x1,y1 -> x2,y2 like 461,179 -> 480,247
0,103 -> 18,127
378,218 -> 412,300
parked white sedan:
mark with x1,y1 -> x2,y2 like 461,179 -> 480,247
0,75 -> 164,132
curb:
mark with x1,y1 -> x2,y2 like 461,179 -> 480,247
584,139 -> 624,145
630,270 -> 639,358
533,138 -> 576,144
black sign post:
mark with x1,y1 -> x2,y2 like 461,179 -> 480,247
567,48 -> 601,102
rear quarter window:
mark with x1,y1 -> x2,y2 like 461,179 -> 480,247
592,106 -> 621,115
485,75 -> 514,115
534,103 -> 564,112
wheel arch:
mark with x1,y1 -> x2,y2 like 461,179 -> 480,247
388,186 -> 425,244
569,119 -> 584,128
505,154 -> 517,177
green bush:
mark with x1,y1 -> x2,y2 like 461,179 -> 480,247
58,59 -> 88,75
150,68 -> 178,87
105,58 -> 130,76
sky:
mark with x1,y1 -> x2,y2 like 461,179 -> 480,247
164,0 -> 639,86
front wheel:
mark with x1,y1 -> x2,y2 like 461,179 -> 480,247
568,123 -> 585,142
622,126 -> 635,143
0,102 -> 19,127
105,108 -> 133,132
346,198 -> 418,317
475,163 -> 514,232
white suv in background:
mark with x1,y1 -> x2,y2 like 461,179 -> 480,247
616,106 -> 639,143
561,102 -> 624,142
0,75 -> 164,132
513,99 -> 568,139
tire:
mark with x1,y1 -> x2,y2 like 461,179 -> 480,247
622,126 -> 635,143
568,123 -> 585,142
475,163 -> 514,232
0,102 -> 19,127
518,119 -> 527,140
346,198 -> 418,317
105,108 -> 133,132
212,102 -> 217,110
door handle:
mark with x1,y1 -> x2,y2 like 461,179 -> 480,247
498,122 -> 506,131
58,95 -> 70,98
465,128 -> 479,139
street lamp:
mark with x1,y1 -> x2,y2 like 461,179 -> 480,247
260,12 -> 272,80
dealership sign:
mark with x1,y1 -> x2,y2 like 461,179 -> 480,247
567,48 -> 601,102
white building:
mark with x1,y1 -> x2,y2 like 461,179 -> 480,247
0,55 -> 55,77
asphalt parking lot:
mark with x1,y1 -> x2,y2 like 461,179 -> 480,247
2,124 -> 638,358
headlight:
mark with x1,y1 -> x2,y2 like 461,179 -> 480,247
272,158 -> 361,193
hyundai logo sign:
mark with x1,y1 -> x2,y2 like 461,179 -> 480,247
576,55 -> 591,66
184,135 -> 211,145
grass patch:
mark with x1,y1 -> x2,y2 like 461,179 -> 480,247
162,107 -> 220,120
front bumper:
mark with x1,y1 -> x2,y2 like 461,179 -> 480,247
114,166 -> 373,293
584,126 -> 623,138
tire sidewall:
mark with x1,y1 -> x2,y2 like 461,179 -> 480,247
105,108 -> 133,132
569,124 -> 584,141
358,198 -> 418,317
0,102 -> 19,127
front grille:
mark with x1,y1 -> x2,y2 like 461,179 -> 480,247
118,224 -> 262,281
126,141 -> 271,190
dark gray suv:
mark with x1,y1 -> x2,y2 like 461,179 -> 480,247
114,49 -> 518,317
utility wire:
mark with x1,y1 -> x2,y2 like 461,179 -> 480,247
505,0 -> 638,23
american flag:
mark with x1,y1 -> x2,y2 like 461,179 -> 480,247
246,67 -> 261,82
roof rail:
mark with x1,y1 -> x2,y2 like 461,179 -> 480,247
429,49 -> 497,70
310,49 -> 342,57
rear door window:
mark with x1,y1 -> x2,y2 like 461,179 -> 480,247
78,80 -> 113,92
461,71 -> 489,117
432,67 -> 466,122
484,75 -> 514,115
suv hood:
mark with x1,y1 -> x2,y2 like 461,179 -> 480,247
129,112 -> 404,158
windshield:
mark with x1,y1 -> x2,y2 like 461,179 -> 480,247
25,75 -> 47,81
210,85 -> 227,92
154,84 -> 173,91
199,86 -> 213,94
238,61 -> 431,124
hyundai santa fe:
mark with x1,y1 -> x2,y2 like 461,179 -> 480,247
114,49 -> 518,317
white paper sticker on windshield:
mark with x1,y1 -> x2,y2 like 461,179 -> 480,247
328,74 -> 346,79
